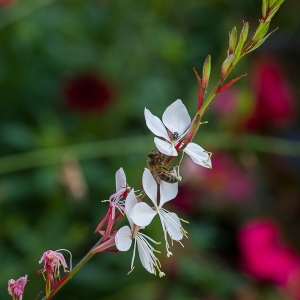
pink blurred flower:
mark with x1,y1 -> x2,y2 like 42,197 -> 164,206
64,73 -> 114,113
238,219 -> 281,253
238,218 -> 300,298
246,56 -> 296,131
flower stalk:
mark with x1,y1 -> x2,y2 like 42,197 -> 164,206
9,1 -> 285,299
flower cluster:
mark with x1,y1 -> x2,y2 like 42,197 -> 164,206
91,99 -> 212,275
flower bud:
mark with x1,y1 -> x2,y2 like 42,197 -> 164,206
252,21 -> 270,43
221,54 -> 234,79
228,27 -> 237,55
232,22 -> 249,65
202,55 -> 211,93
262,0 -> 268,18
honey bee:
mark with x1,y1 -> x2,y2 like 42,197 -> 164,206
147,152 -> 180,184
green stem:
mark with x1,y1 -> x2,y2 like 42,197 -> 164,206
198,80 -> 222,117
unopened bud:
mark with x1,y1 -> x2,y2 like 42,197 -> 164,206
228,27 -> 237,55
232,22 -> 249,65
221,54 -> 234,79
252,21 -> 270,42
262,0 -> 268,18
202,55 -> 211,93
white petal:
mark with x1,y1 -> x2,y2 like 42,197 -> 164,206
159,181 -> 178,207
165,212 -> 183,241
130,202 -> 157,226
115,167 -> 126,192
162,99 -> 191,136
183,143 -> 212,168
154,137 -> 178,156
144,108 -> 170,141
137,239 -> 154,274
125,189 -> 138,226
115,226 -> 132,251
142,168 -> 158,206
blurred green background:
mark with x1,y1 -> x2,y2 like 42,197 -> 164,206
1,0 -> 300,299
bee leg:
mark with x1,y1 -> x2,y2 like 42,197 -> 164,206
169,165 -> 182,181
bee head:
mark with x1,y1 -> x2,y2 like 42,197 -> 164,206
148,152 -> 159,159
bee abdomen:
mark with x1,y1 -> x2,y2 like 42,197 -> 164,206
158,172 -> 178,183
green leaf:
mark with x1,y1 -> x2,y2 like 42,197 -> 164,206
244,29 -> 277,54
266,6 -> 280,22
275,0 -> 285,7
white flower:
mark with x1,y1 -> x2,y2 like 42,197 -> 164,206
145,99 -> 212,168
130,168 -> 187,257
115,189 -> 165,277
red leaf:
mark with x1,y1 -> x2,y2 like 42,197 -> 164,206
216,74 -> 247,94
193,68 -> 203,110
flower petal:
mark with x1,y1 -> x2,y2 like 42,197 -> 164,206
142,168 -> 158,206
183,143 -> 212,168
115,167 -> 126,192
115,226 -> 132,251
145,108 -> 170,141
137,239 -> 155,274
130,202 -> 157,226
154,137 -> 178,156
125,189 -> 138,226
162,99 -> 191,136
165,212 -> 183,241
159,181 -> 178,207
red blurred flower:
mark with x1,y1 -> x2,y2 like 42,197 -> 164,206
246,56 -> 296,131
64,74 -> 114,113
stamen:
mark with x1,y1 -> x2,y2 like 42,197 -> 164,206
180,218 -> 189,224
177,240 -> 184,248
159,272 -> 166,277
167,251 -> 173,258
127,266 -> 135,275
